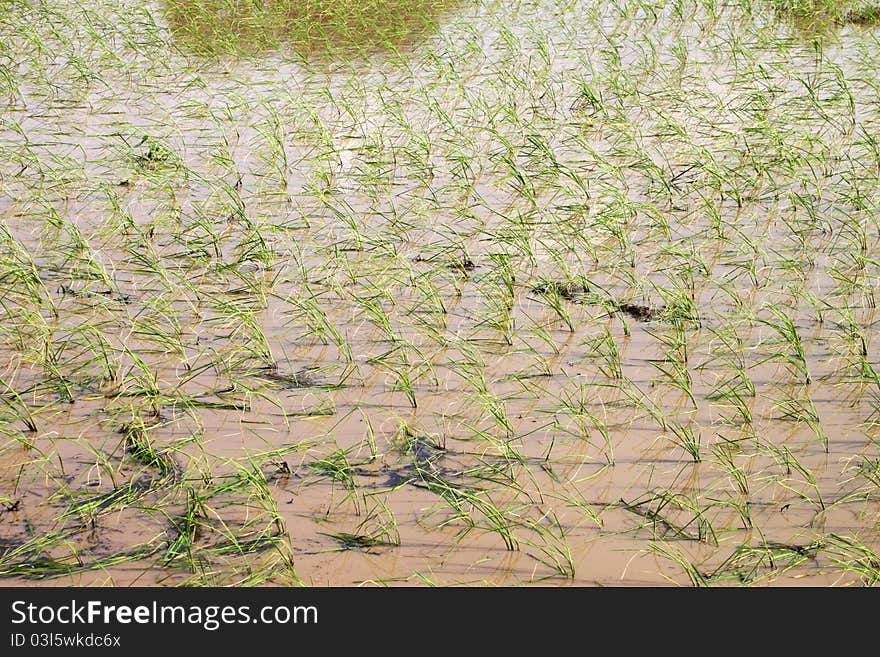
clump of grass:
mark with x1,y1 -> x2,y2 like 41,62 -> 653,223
162,0 -> 464,55
773,0 -> 880,24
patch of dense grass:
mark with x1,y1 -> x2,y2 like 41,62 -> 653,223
773,0 -> 880,23
162,0 -> 465,55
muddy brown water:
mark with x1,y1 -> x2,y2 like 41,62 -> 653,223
1,0 -> 879,586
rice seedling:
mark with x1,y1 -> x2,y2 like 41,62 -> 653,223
1,0 -> 878,587
756,305 -> 813,385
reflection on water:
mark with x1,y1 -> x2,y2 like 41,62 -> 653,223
162,0 -> 465,56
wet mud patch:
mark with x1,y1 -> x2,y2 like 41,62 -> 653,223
530,280 -> 676,323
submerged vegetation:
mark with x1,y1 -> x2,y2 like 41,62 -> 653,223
0,0 -> 879,586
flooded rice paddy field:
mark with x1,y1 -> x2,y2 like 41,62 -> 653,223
1,0 -> 880,586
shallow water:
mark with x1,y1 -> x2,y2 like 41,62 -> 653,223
0,0 -> 879,586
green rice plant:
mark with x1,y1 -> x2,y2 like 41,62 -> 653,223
253,105 -> 289,189
765,444 -> 826,513
756,305 -> 812,385
712,441 -> 752,498
650,355 -> 696,409
208,297 -> 275,369
281,291 -> 353,363
615,376 -> 670,432
0,222 -> 57,320
412,460 -> 520,552
823,534 -> 880,585
549,383 -> 614,463
349,494 -> 401,547
475,279 -> 516,346
579,328 -> 623,380
623,491 -> 718,545
518,509 -> 576,579
667,422 -> 702,463
706,540 -> 825,585
649,541 -> 708,586
118,412 -> 178,479
368,345 -> 418,408
309,447 -> 359,508
774,392 -> 829,452
0,373 -> 37,432
533,283 -> 575,332
164,486 -> 209,567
